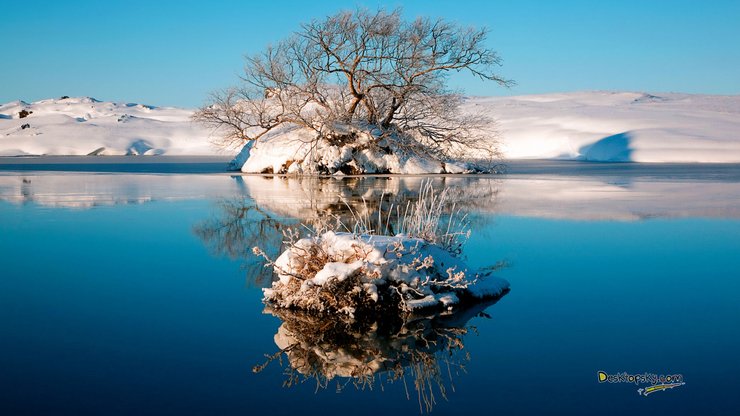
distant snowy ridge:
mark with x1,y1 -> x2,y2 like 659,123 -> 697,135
0,96 -> 219,156
1,92 -> 739,163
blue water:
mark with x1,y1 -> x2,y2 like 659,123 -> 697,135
1,174 -> 739,415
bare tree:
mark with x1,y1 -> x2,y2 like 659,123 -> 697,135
194,8 -> 512,167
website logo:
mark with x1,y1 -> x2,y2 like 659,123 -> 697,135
597,371 -> 685,396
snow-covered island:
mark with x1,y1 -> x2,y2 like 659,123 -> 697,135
254,182 -> 508,317
2,92 -> 739,169
260,230 -> 509,317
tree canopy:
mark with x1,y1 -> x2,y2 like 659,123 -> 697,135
195,8 -> 511,167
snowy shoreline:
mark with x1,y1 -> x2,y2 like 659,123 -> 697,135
2,91 -> 739,164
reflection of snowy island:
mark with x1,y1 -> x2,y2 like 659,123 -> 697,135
256,295 -> 504,412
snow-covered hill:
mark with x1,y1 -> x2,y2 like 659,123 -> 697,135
466,91 -> 740,163
1,92 -> 739,162
0,96 -> 219,156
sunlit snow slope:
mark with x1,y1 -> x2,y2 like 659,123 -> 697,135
2,92 -> 738,162
0,96 -> 218,156
465,91 -> 740,162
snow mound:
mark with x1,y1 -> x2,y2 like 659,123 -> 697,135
0,96 -> 221,156
238,124 -> 458,174
262,231 -> 509,316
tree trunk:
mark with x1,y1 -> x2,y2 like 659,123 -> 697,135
381,98 -> 400,128
348,96 -> 363,116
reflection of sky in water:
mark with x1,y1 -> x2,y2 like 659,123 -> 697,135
0,174 -> 739,414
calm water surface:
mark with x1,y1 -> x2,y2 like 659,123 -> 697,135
1,173 -> 739,415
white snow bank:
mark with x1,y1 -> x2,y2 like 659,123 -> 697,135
0,96 -> 222,156
466,276 -> 511,299
466,91 -> 740,163
263,231 -> 509,315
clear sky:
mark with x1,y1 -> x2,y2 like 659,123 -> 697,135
2,0 -> 739,107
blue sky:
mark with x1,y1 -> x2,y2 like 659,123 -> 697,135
3,0 -> 739,107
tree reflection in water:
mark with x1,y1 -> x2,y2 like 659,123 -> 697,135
194,198 -> 297,287
255,297 -> 506,413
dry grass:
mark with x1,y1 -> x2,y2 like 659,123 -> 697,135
342,179 -> 471,254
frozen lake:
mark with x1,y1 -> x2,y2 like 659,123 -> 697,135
1,168 -> 739,414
